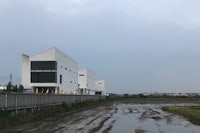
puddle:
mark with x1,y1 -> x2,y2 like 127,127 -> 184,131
110,104 -> 200,133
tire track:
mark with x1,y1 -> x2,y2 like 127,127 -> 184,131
102,119 -> 116,133
88,117 -> 111,133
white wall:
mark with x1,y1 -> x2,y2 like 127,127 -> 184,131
0,86 -> 6,90
21,54 -> 30,89
55,48 -> 78,94
30,48 -> 56,61
78,69 -> 96,95
78,69 -> 87,89
95,80 -> 106,95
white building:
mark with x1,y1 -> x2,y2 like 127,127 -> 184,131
0,86 -> 6,91
22,48 -> 78,94
95,80 -> 106,95
78,69 -> 96,95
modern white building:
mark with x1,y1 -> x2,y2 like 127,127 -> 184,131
95,80 -> 106,95
78,69 -> 96,95
22,48 -> 78,94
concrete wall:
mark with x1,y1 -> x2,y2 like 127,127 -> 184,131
55,48 -> 78,94
0,93 -> 105,110
21,54 -> 30,89
78,69 -> 96,95
95,80 -> 106,95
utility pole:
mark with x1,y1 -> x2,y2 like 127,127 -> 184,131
10,73 -> 12,84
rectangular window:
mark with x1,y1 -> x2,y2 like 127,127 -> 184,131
31,61 -> 57,70
31,72 -> 57,83
60,75 -> 62,84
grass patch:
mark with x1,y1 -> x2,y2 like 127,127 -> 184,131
111,96 -> 200,104
114,96 -> 200,102
162,106 -> 200,125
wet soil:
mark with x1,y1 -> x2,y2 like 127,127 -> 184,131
1,103 -> 200,133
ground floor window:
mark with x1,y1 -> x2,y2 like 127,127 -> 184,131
34,87 -> 58,94
31,72 -> 57,83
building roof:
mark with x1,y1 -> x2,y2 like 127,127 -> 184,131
24,47 -> 78,64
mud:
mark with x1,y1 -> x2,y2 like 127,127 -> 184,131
135,129 -> 147,133
1,103 -> 200,133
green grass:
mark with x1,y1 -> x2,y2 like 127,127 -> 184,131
162,106 -> 200,125
116,95 -> 200,101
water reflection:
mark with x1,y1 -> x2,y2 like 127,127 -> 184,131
110,104 -> 200,133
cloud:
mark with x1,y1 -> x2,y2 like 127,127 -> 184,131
0,0 -> 200,93
1,0 -> 199,29
35,0 -> 200,30
0,0 -> 12,14
129,0 -> 200,30
37,0 -> 92,16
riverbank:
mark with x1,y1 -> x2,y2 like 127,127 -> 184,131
1,96 -> 200,129
1,103 -> 200,133
162,106 -> 200,125
0,99 -> 113,128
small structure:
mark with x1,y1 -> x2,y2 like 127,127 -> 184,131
22,48 -> 78,94
78,69 -> 96,95
95,80 -> 106,95
0,86 -> 6,92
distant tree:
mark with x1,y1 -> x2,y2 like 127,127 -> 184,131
13,85 -> 18,92
6,82 -> 12,91
131,94 -> 138,98
6,82 -> 24,92
123,93 -> 129,98
18,84 -> 24,92
138,93 -> 147,98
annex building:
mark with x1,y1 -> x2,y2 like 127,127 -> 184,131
95,80 -> 106,95
78,69 -> 96,95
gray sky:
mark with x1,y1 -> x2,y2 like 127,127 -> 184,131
0,0 -> 200,94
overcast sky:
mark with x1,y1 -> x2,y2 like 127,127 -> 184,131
0,0 -> 200,94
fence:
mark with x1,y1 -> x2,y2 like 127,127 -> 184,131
0,93 -> 106,113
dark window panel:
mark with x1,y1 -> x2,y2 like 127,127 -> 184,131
31,72 -> 57,83
31,61 -> 57,70
60,75 -> 62,84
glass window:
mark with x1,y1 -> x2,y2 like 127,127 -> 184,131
31,72 -> 57,83
31,61 -> 57,70
60,75 -> 62,84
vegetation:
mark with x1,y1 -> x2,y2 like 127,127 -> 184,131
5,82 -> 24,92
110,93 -> 200,103
0,99 -> 113,128
162,106 -> 200,125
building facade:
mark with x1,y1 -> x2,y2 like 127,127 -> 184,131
22,48 -> 78,94
78,69 -> 96,95
95,80 -> 106,95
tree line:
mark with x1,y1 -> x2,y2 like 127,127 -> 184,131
5,82 -> 24,92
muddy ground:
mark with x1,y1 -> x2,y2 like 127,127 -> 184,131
1,103 -> 200,133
